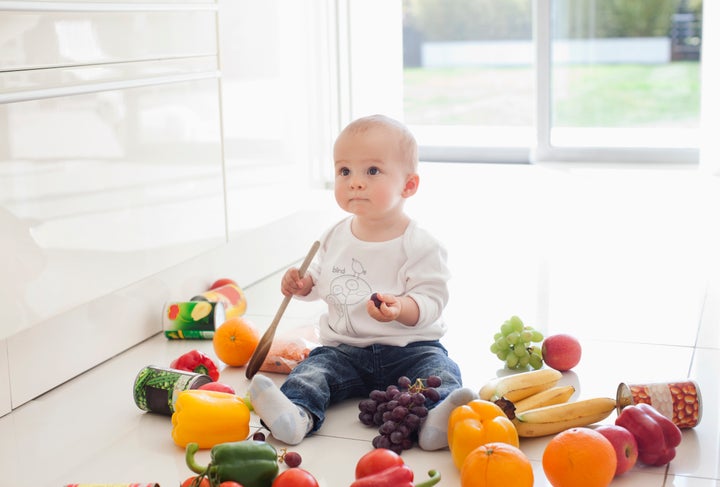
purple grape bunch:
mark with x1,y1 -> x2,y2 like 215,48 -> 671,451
357,375 -> 443,454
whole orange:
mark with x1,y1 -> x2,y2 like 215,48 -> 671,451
542,427 -> 617,487
460,442 -> 533,487
213,317 -> 259,366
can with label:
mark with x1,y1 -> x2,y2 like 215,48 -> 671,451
133,365 -> 212,415
192,282 -> 247,320
163,300 -> 225,339
616,380 -> 702,428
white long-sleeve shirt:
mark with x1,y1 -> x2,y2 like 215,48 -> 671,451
300,217 -> 450,347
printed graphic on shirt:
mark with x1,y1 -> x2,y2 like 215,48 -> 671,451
326,257 -> 371,333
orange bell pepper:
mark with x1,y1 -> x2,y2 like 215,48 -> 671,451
171,389 -> 250,449
448,399 -> 519,469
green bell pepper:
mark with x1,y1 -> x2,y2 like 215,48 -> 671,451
186,439 -> 279,487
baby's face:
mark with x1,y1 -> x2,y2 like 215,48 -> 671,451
333,126 -> 415,220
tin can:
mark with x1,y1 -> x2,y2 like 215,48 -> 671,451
133,365 -> 212,415
163,300 -> 225,339
616,380 -> 702,428
192,282 -> 247,320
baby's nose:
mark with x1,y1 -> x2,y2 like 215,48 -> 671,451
350,176 -> 366,189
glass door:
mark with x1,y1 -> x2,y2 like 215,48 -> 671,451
403,0 -> 534,162
537,0 -> 702,163
402,0 -> 703,164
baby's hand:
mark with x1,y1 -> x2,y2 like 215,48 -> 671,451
366,292 -> 401,322
281,267 -> 312,297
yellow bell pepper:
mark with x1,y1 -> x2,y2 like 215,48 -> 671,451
171,389 -> 250,449
448,399 -> 519,469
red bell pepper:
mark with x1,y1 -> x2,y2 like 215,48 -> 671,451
615,402 -> 682,466
351,449 -> 441,487
171,349 -> 220,381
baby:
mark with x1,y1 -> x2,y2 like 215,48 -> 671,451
249,114 -> 476,450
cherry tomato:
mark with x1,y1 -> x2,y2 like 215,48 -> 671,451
355,448 -> 404,479
211,278 -> 237,289
271,468 -> 319,487
198,381 -> 236,394
181,476 -> 211,487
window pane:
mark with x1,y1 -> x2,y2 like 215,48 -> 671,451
402,0 -> 534,154
551,0 -> 702,149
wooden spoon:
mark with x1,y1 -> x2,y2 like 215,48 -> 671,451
245,240 -> 320,379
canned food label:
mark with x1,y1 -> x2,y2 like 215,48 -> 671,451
133,366 -> 212,415
617,380 -> 702,428
193,283 -> 246,319
164,330 -> 215,340
163,301 -> 225,340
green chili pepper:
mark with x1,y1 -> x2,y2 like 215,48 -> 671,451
186,440 -> 279,487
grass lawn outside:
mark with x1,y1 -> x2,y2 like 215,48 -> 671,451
403,62 -> 700,128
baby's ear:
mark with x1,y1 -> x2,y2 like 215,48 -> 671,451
402,174 -> 420,198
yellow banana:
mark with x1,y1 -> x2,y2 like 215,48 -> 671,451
479,369 -> 563,403
512,384 -> 576,414
512,397 -> 617,437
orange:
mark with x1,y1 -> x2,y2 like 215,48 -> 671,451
542,427 -> 617,487
460,442 -> 533,487
212,317 -> 259,366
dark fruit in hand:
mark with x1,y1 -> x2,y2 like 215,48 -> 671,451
370,293 -> 382,308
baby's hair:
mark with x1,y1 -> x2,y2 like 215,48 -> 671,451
340,114 -> 419,172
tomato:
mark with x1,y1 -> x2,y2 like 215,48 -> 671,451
198,381 -> 236,394
181,476 -> 211,487
355,448 -> 404,479
218,482 -> 244,487
272,468 -> 319,487
211,278 -> 238,289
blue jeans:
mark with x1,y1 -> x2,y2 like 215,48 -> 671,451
280,340 -> 463,432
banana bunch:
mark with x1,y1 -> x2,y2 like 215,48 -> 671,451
513,384 -> 576,414
479,369 -> 616,437
479,368 -> 563,402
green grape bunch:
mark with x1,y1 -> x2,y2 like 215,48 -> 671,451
490,316 -> 544,370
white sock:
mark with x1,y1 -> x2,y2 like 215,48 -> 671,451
418,387 -> 478,451
248,374 -> 312,445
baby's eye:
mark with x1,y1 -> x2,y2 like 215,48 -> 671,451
338,167 -> 350,176
367,166 -> 380,175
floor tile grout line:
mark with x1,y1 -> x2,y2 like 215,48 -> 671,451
686,278 -> 710,378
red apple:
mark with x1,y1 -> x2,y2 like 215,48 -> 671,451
595,424 -> 639,476
210,278 -> 237,290
541,333 -> 582,371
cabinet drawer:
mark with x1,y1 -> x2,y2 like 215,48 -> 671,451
0,5 -> 217,72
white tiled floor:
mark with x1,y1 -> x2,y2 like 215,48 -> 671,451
1,163 -> 719,486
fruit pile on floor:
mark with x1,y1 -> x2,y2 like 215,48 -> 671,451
446,316 -> 688,487
136,279 -> 698,487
